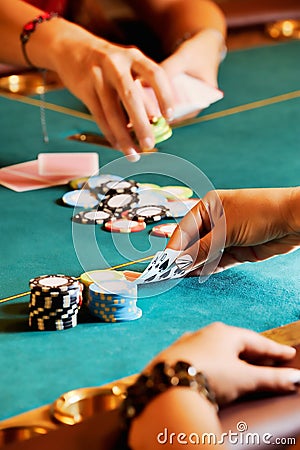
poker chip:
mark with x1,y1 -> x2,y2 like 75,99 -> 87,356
101,180 -> 138,195
72,209 -> 113,225
104,219 -> 146,233
28,274 -> 83,331
87,174 -> 122,191
80,270 -> 126,303
127,205 -> 169,223
69,177 -> 89,190
136,190 -> 168,207
80,270 -> 125,288
88,280 -> 142,323
29,315 -> 77,331
62,190 -> 99,208
161,186 -> 193,200
137,183 -> 161,192
129,117 -> 172,147
29,275 -> 80,293
151,223 -> 177,238
99,193 -> 139,216
167,198 -> 199,218
151,117 -> 173,144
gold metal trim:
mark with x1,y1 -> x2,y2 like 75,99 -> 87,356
0,425 -> 49,446
50,384 -> 127,425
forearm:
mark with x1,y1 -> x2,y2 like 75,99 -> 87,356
288,186 -> 300,233
0,0 -> 102,70
129,388 -> 222,450
128,0 -> 226,54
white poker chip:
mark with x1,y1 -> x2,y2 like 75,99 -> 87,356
105,218 -> 146,233
62,190 -> 99,208
72,209 -> 112,224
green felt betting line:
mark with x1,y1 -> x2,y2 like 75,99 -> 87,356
172,90 -> 300,128
1,89 -> 300,129
0,255 -> 154,304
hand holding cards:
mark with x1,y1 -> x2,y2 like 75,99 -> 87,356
135,248 -> 191,285
142,73 -> 223,122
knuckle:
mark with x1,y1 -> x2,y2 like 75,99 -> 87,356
148,64 -> 164,81
123,86 -> 134,101
209,321 -> 226,332
128,47 -> 143,58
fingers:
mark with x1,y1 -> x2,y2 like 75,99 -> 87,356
100,47 -> 173,155
96,77 -> 143,161
132,54 -> 174,120
235,328 -> 296,361
81,85 -> 117,149
242,365 -> 300,394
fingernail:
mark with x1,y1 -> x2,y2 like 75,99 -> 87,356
287,370 -> 300,385
126,148 -> 140,163
165,108 -> 174,121
141,137 -> 154,150
175,254 -> 194,271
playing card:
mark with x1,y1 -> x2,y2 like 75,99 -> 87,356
142,73 -> 223,121
0,161 -> 71,192
135,249 -> 186,285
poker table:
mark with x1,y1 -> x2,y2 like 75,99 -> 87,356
0,40 -> 300,435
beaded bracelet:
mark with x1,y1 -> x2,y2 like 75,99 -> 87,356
20,12 -> 59,68
20,12 -> 59,143
120,360 -> 218,432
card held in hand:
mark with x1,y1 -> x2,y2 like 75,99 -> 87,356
135,249 -> 187,285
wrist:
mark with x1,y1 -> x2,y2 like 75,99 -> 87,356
121,360 -> 218,429
129,388 -> 219,450
178,28 -> 226,63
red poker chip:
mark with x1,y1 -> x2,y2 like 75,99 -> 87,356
151,223 -> 177,238
104,219 -> 146,233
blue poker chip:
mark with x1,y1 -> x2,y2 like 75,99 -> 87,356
136,190 -> 168,207
87,174 -> 122,191
87,281 -> 141,322
62,190 -> 99,208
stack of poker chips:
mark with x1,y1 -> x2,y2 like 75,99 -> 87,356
88,280 -> 142,323
94,180 -> 139,217
80,269 -> 126,304
29,275 -> 83,331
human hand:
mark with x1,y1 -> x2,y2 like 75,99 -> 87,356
50,21 -> 174,161
146,322 -> 300,405
168,187 -> 300,274
158,29 -> 225,122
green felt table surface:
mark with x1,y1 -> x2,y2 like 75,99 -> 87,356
0,41 -> 300,421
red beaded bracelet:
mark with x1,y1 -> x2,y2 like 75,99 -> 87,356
20,12 -> 58,68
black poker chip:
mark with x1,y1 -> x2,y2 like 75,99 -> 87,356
127,205 -> 169,223
100,179 -> 138,196
72,209 -> 113,225
29,316 -> 77,331
99,193 -> 139,216
29,275 -> 80,293
29,302 -> 78,317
